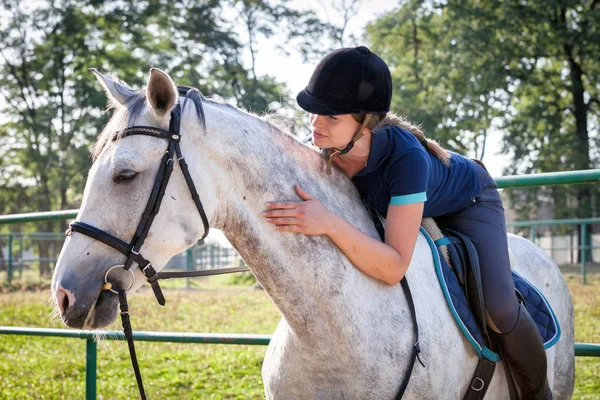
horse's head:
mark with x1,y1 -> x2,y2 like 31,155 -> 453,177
52,68 -> 216,329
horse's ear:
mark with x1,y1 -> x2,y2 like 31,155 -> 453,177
89,68 -> 136,106
146,68 -> 178,118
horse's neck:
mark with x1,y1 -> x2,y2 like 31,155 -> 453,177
222,206 -> 358,341
197,109 -> 379,341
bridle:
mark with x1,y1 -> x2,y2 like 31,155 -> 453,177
69,87 -> 211,306
67,87 -> 246,399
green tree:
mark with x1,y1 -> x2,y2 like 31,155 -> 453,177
0,0 -> 331,277
441,0 -> 600,259
366,1 -> 600,260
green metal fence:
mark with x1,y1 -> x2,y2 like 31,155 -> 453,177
0,326 -> 597,400
0,232 -> 64,283
506,217 -> 600,284
494,169 -> 600,188
0,327 -> 271,400
1,233 -> 244,285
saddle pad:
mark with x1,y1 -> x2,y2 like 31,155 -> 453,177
512,270 -> 561,349
420,227 -> 561,362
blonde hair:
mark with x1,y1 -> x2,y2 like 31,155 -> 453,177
351,112 -> 451,166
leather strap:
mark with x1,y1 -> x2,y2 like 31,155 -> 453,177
117,126 -> 173,140
176,144 -> 210,240
116,266 -> 248,399
369,209 -> 423,399
394,277 -> 424,399
156,265 -> 249,279
118,290 -> 147,400
463,358 -> 496,400
68,221 -> 149,268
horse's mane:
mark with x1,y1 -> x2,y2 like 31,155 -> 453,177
92,88 -> 317,163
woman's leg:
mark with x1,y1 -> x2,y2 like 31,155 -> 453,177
435,185 -> 518,332
436,184 -> 551,399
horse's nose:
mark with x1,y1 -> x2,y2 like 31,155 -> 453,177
55,285 -> 75,314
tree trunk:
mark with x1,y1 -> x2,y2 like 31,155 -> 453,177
564,32 -> 593,261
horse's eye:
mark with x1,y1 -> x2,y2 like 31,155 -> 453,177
114,170 -> 138,182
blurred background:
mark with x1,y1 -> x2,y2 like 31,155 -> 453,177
0,2 -> 599,398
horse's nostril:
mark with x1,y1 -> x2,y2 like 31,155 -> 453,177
56,287 -> 73,314
62,292 -> 69,312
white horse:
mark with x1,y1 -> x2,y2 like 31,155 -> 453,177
51,68 -> 575,399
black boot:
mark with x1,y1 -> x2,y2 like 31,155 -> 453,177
496,304 -> 552,400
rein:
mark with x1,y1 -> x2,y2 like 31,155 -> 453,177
113,266 -> 248,400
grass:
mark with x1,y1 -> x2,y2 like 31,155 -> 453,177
564,274 -> 600,399
0,275 -> 598,399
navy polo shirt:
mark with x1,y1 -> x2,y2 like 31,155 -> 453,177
351,126 -> 482,218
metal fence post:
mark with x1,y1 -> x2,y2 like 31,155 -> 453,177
581,223 -> 587,285
19,235 -> 24,279
7,234 -> 13,284
530,226 -> 536,243
85,338 -> 97,400
186,248 -> 193,289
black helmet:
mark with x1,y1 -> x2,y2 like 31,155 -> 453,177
296,46 -> 392,116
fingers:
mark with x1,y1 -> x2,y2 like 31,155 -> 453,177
265,217 -> 298,225
295,184 -> 314,201
266,185 -> 314,209
263,209 -> 298,218
274,224 -> 301,232
265,201 -> 299,209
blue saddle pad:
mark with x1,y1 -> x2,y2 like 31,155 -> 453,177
420,227 -> 561,362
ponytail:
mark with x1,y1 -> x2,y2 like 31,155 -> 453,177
351,113 -> 451,166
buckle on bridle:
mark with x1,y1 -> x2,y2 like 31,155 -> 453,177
103,265 -> 136,294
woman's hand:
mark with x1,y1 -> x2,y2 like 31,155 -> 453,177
263,185 -> 336,236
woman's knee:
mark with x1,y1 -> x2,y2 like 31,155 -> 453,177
486,301 -> 520,333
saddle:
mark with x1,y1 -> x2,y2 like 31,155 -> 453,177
420,220 -> 561,399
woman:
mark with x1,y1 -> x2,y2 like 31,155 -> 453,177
264,46 -> 550,399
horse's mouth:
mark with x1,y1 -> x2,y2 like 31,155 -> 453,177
87,289 -> 119,329
62,289 -> 119,330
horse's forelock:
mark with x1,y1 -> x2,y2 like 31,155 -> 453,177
92,90 -> 147,160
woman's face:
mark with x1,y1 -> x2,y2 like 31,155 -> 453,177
309,114 -> 360,149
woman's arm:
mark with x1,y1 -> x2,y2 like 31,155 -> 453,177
264,185 -> 423,285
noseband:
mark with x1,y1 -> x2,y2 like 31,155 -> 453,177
67,87 -> 247,399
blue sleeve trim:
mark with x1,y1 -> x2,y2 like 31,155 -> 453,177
435,237 -> 453,247
390,192 -> 427,206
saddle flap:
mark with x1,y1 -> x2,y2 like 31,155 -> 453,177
440,229 -> 488,337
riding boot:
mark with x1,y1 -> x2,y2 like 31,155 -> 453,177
496,304 -> 552,400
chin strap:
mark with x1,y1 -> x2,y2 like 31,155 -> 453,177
326,114 -> 372,174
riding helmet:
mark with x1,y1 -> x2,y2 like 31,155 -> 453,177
296,46 -> 392,116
